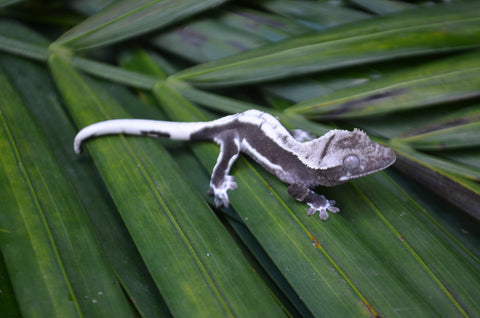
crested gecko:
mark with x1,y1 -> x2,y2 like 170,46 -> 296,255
74,110 -> 396,220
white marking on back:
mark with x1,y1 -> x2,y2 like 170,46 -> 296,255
236,110 -> 328,170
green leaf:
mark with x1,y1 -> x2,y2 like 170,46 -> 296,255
0,0 -> 24,8
257,0 -> 371,29
348,0 -> 412,15
438,148 -> 480,173
218,6 -> 308,41
71,56 -> 158,89
151,17 -> 269,63
0,66 -> 135,317
173,2 -> 480,87
393,144 -> 480,220
353,173 -> 480,316
68,0 -> 114,16
0,20 -> 158,89
397,107 -> 480,150
0,253 -> 21,317
48,53 -> 287,317
150,5 -> 310,63
289,50 -> 480,118
0,20 -> 49,62
0,54 -> 169,317
55,0 -> 229,50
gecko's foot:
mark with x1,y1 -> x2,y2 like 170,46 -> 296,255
208,175 -> 238,208
306,199 -> 340,221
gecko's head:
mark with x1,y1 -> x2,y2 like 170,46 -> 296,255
314,129 -> 396,186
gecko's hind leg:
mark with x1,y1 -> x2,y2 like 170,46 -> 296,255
288,183 -> 339,220
208,132 -> 241,207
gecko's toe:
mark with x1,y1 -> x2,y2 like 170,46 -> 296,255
306,199 -> 340,220
214,194 -> 229,208
327,199 -> 340,214
306,206 -> 317,216
327,205 -> 340,213
319,210 -> 329,220
224,175 -> 238,191
210,188 -> 230,207
209,176 -> 238,208
210,188 -> 226,207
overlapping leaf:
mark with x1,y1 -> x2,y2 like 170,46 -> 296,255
393,144 -> 480,220
55,0 -> 228,50
0,54 -> 170,316
289,50 -> 480,119
0,66 -> 135,317
397,107 -> 480,150
173,2 -> 480,86
0,0 -> 24,8
256,0 -> 371,28
349,0 -> 411,15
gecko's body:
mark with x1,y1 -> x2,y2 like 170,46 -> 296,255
74,110 -> 395,220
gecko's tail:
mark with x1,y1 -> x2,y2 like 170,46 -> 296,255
73,119 -> 207,154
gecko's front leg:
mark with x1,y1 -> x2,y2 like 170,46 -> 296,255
208,132 -> 241,207
288,183 -> 340,220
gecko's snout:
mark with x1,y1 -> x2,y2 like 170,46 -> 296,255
382,146 -> 396,168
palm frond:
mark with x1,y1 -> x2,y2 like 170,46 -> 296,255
1,0 -> 479,317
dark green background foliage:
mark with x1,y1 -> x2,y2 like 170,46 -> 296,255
0,0 -> 479,317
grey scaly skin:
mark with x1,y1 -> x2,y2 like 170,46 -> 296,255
74,110 -> 396,220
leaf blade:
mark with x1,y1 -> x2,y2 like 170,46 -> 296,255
173,2 -> 480,87
0,54 -> 170,317
55,0 -> 228,50
0,69 -> 81,318
289,50 -> 480,118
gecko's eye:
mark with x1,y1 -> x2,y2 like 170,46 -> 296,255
343,154 -> 360,170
